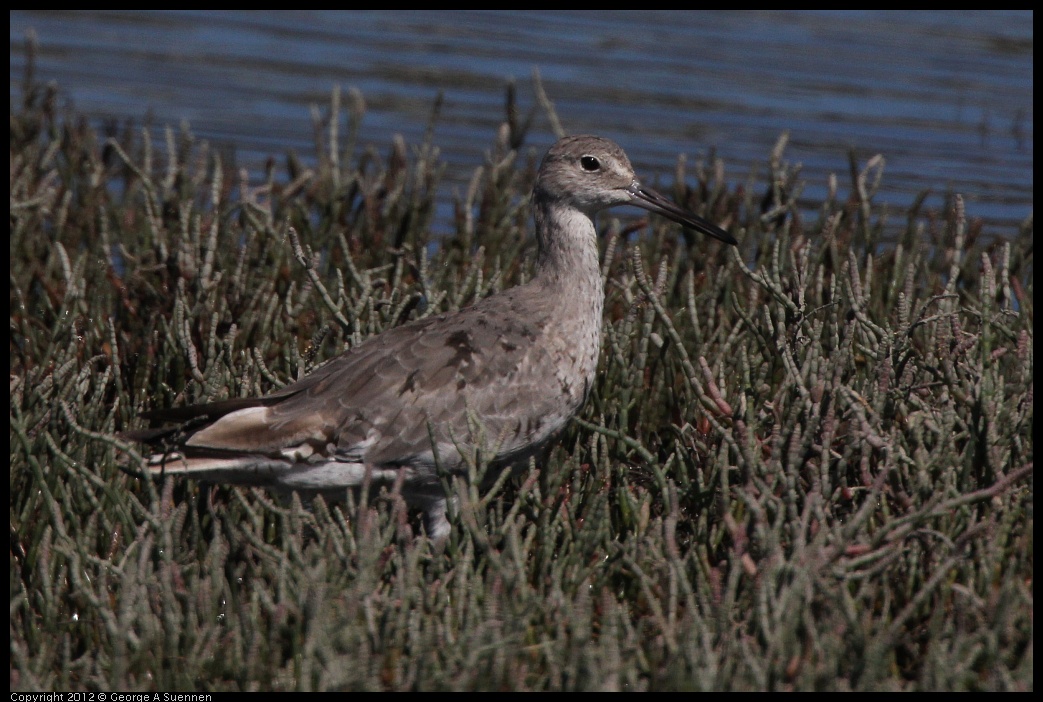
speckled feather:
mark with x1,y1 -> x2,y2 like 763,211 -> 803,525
123,135 -> 736,539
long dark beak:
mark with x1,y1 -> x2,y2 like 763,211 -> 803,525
627,181 -> 737,245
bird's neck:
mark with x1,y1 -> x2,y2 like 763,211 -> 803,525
532,200 -> 605,306
529,199 -> 605,404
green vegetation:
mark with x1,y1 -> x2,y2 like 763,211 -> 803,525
10,58 -> 1032,690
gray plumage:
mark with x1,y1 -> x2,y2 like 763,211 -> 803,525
123,135 -> 736,539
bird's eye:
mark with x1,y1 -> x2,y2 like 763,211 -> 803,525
580,156 -> 600,171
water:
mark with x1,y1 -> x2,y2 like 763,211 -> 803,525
10,10 -> 1033,240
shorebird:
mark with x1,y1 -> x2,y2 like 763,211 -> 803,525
123,135 -> 737,539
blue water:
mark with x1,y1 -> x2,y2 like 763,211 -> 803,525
10,10 -> 1033,240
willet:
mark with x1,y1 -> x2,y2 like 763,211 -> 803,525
123,135 -> 737,539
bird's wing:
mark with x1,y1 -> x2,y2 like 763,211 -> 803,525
128,287 -> 563,465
